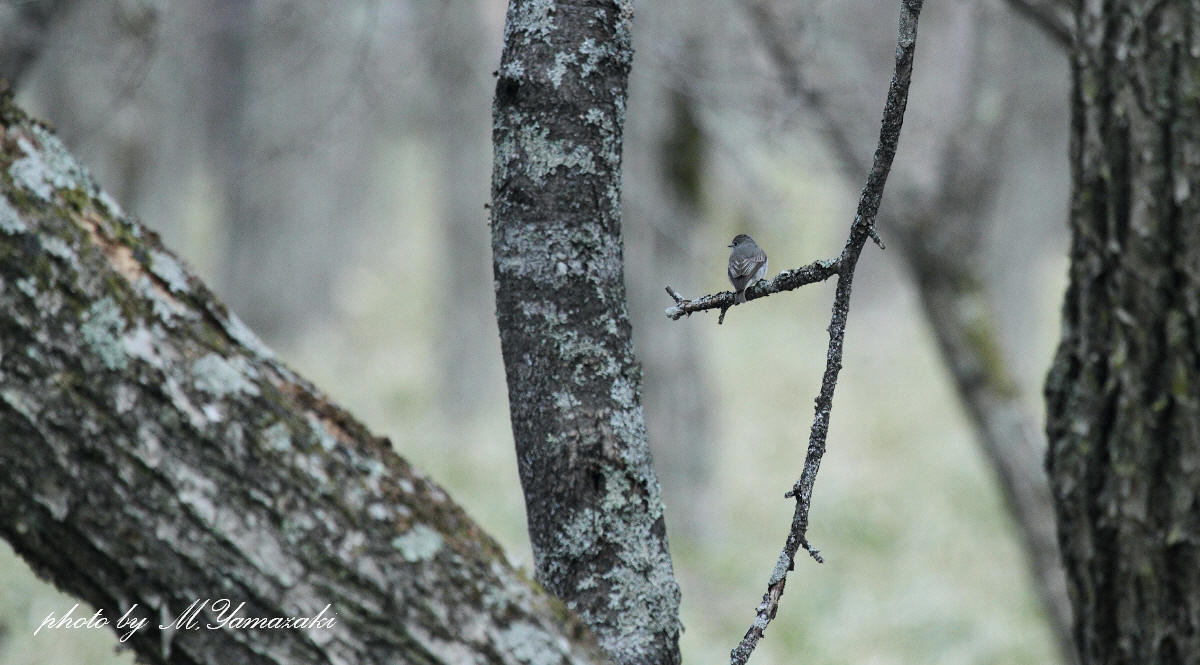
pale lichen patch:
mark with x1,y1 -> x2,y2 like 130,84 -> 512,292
583,107 -> 608,129
336,529 -> 368,563
600,472 -> 631,511
191,353 -> 261,398
216,507 -> 301,588
522,126 -> 598,182
263,422 -> 292,452
96,189 -> 125,220
494,620 -> 573,665
769,552 -> 791,585
137,422 -> 164,468
296,453 -> 330,485
508,0 -> 557,47
81,297 -> 129,370
174,464 -> 219,525
201,403 -> 224,422
306,412 -> 340,451
148,249 -> 190,294
577,38 -> 606,78
223,312 -> 275,360
10,141 -> 55,201
391,524 -> 443,562
114,382 -> 137,414
495,119 -> 600,187
10,127 -> 92,202
498,59 -> 525,79
162,376 -> 208,430
15,277 -> 37,298
121,325 -> 162,366
608,376 -> 636,408
366,503 -> 391,521
0,194 -> 26,233
40,235 -> 75,262
1,387 -> 38,422
135,275 -> 192,321
549,52 -> 575,88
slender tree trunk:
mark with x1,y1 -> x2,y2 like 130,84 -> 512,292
490,1 -> 682,664
627,82 -> 716,536
1045,0 -> 1200,662
0,92 -> 605,665
0,0 -> 68,85
426,0 -> 497,419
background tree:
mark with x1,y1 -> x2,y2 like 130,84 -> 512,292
1044,0 -> 1200,661
3,1 -> 1077,664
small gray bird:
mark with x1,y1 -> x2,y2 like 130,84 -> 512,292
727,234 -> 768,304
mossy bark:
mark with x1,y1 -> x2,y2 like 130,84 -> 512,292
1045,0 -> 1200,662
0,95 -> 606,665
490,2 -> 682,664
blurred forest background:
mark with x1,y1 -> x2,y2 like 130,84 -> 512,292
0,0 -> 1070,663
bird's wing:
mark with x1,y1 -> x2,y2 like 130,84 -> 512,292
754,258 -> 768,281
729,257 -> 761,279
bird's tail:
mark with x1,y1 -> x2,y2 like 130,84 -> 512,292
735,290 -> 747,304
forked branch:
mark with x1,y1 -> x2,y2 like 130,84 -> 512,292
662,1 -> 924,662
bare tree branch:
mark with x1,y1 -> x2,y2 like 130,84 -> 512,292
744,0 -> 868,177
664,258 -> 839,323
706,2 -> 925,662
738,0 -> 1077,661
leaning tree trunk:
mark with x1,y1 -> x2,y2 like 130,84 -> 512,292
1044,0 -> 1200,662
490,1 -> 682,664
0,90 -> 606,665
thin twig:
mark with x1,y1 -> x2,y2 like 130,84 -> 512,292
726,1 -> 924,662
664,258 -> 840,323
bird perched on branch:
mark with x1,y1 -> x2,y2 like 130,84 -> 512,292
727,234 -> 768,304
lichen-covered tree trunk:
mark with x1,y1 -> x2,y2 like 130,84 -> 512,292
490,2 -> 682,664
1044,0 -> 1200,662
0,94 -> 606,665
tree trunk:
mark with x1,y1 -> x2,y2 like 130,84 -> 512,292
627,82 -> 716,537
1044,0 -> 1200,662
490,1 -> 682,664
425,0 -> 498,421
0,93 -> 605,665
0,0 -> 69,85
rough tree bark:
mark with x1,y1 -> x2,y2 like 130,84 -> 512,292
0,91 -> 606,665
1044,0 -> 1200,662
490,1 -> 682,664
